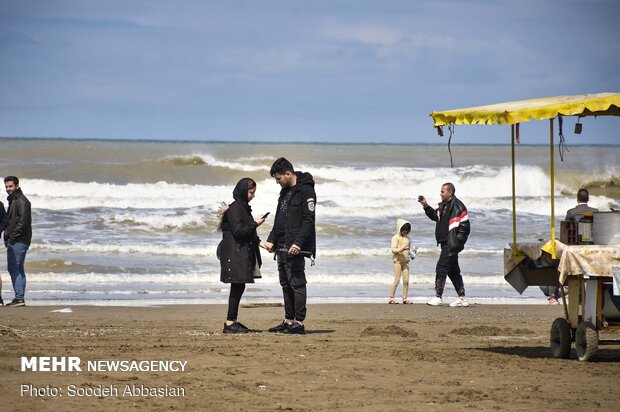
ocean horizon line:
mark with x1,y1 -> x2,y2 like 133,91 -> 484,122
2,135 -> 619,147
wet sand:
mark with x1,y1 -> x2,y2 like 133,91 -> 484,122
1,303 -> 619,411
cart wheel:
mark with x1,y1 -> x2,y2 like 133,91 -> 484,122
550,318 -> 572,359
575,321 -> 598,362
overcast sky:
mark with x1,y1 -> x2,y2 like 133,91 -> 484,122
1,0 -> 619,144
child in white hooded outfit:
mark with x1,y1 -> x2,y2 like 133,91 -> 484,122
389,219 -> 416,304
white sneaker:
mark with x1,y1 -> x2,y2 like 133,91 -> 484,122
450,297 -> 469,307
427,296 -> 443,306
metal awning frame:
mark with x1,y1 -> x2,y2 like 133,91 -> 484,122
430,93 -> 620,259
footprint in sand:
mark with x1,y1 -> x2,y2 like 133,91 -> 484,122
360,325 -> 418,338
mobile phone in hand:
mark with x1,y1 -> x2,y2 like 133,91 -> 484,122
261,212 -> 270,219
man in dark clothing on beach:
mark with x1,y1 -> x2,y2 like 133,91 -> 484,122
2,176 -> 32,307
261,158 -> 316,334
418,182 -> 470,307
0,200 -> 4,306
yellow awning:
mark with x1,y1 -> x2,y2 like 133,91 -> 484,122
431,92 -> 620,126
428,92 -> 620,262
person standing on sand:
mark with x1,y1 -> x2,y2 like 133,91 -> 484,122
389,219 -> 416,304
261,158 -> 316,335
0,199 -> 5,306
418,182 -> 470,307
217,178 -> 266,334
2,176 -> 32,307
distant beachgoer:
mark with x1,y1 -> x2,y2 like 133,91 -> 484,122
540,285 -> 566,305
418,183 -> 470,307
261,158 -> 316,335
0,199 -> 5,306
3,176 -> 32,307
389,219 -> 416,304
565,188 -> 598,221
217,178 -> 266,334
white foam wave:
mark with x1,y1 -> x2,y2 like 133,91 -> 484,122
25,178 -> 281,211
26,179 -> 228,209
28,272 -> 222,284
107,211 -> 211,231
292,164 -> 586,217
27,271 -> 507,286
21,161 -> 620,217
33,241 -> 502,258
316,247 -> 502,257
236,155 -> 278,163
308,272 -> 506,285
196,154 -> 271,172
33,242 -> 218,257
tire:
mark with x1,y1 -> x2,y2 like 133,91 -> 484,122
575,321 -> 598,362
550,318 -> 572,359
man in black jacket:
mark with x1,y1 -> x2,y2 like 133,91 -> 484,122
262,158 -> 316,334
3,176 -> 32,307
418,182 -> 470,307
0,199 -> 4,306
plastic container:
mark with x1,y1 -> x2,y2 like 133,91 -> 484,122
593,211 -> 620,245
578,212 -> 594,245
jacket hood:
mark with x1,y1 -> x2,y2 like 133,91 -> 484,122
232,178 -> 253,204
395,218 -> 411,235
295,171 -> 315,188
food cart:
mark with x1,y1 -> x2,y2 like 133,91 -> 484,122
429,93 -> 620,361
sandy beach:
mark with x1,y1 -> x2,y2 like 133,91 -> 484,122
1,303 -> 619,411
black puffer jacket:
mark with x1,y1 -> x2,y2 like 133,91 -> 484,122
267,172 -> 316,258
3,188 -> 32,246
219,179 -> 262,284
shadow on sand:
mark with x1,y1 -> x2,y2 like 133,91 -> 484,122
473,346 -> 620,362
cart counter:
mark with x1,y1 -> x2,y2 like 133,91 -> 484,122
558,245 -> 620,284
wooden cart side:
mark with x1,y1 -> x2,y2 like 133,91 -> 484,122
567,276 -> 581,329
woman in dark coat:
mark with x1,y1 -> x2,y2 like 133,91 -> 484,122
218,178 -> 266,333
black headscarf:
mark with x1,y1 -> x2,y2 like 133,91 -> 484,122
232,177 -> 254,211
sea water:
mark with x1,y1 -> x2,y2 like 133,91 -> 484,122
1,138 -> 618,306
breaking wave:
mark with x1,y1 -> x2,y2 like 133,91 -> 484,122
156,154 -> 271,172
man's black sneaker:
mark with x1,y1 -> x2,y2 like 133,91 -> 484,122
0,298 -> 4,306
6,299 -> 25,307
283,322 -> 305,334
268,321 -> 291,333
235,322 -> 252,332
223,322 -> 250,334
